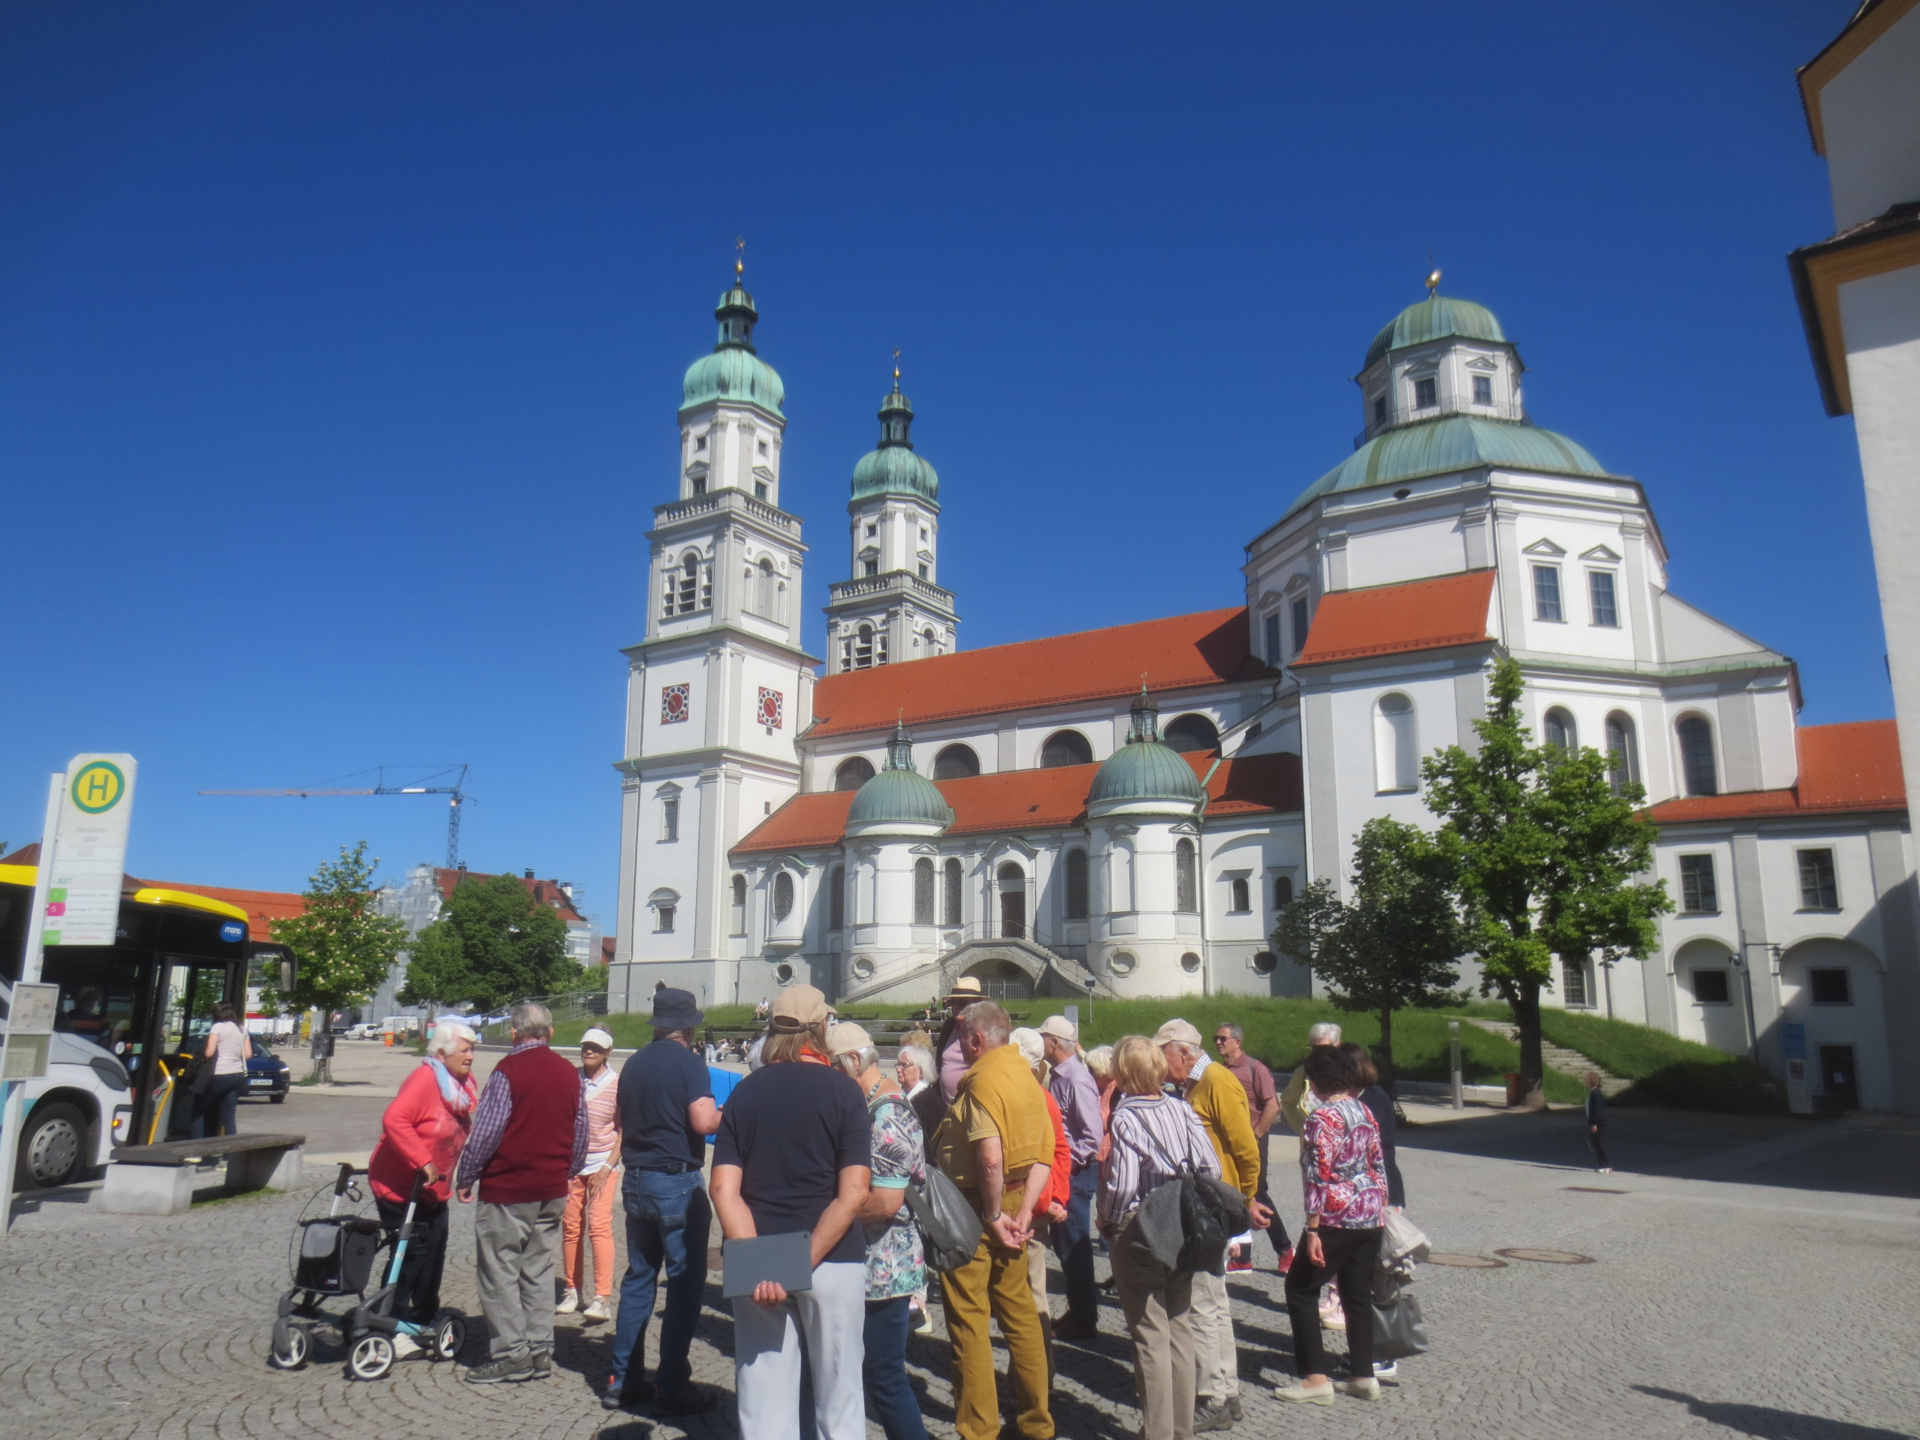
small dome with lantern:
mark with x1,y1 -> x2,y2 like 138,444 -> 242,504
845,721 -> 955,836
1087,687 -> 1205,816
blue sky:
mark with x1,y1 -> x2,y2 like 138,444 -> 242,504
3,2 -> 1877,935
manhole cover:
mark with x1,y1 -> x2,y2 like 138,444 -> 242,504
1425,1252 -> 1507,1269
1494,1247 -> 1595,1265
1565,1186 -> 1628,1195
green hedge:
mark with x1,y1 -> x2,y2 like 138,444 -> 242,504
1537,1009 -> 1783,1113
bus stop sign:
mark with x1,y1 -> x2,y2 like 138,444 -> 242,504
44,754 -> 138,948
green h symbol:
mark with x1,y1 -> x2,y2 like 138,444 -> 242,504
83,770 -> 114,805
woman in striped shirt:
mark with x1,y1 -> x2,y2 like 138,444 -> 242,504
1098,1036 -> 1220,1440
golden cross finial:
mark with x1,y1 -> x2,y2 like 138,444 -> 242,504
891,346 -> 902,386
1426,260 -> 1441,297
735,235 -> 746,281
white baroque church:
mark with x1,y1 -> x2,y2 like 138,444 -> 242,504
611,267 -> 1918,1113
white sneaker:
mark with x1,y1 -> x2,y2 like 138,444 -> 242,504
1343,1377 -> 1382,1401
555,1288 -> 580,1315
1373,1360 -> 1398,1380
582,1296 -> 611,1322
391,1332 -> 421,1359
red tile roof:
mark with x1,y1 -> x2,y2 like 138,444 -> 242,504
733,750 -> 1302,854
1646,720 -> 1907,823
436,867 -> 588,926
1293,570 -> 1497,667
808,607 -> 1264,739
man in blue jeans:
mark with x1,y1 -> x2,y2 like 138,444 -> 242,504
604,986 -> 721,1414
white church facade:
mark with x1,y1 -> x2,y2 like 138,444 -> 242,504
611,268 -> 1917,1113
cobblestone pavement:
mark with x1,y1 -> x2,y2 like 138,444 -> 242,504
5,1097 -> 1918,1439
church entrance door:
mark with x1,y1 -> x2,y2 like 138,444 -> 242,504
997,863 -> 1026,939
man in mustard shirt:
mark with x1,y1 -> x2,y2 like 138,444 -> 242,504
935,1001 -> 1055,1440
1156,1018 -> 1269,1432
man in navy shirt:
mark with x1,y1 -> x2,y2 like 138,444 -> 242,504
603,987 -> 720,1414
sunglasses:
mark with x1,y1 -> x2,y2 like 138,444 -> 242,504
1213,1035 -> 1233,1044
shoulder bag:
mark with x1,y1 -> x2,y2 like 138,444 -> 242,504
904,1167 -> 983,1272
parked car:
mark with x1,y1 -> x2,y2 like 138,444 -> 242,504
245,1040 -> 291,1103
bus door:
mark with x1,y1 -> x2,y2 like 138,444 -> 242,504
146,955 -> 234,1140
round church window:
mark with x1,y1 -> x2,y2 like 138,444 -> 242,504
850,955 -> 875,982
1109,951 -> 1136,977
1180,952 -> 1201,973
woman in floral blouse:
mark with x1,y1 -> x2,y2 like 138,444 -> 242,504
1275,1043 -> 1387,1405
829,1023 -> 929,1440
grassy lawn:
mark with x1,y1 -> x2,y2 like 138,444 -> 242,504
1538,1008 -> 1784,1113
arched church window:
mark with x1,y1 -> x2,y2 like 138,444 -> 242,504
1374,694 -> 1416,792
1275,873 -> 1294,910
914,859 -> 935,926
756,559 -> 776,617
829,863 -> 845,931
1064,849 -> 1089,921
1544,707 -> 1576,755
1175,839 -> 1198,914
933,744 -> 980,780
944,859 -> 964,927
1229,876 -> 1250,913
1677,715 -> 1718,797
1040,730 -> 1093,768
854,624 -> 876,670
1605,713 -> 1639,795
834,756 -> 875,791
998,863 -> 1026,940
1163,714 -> 1219,755
921,626 -> 937,654
773,871 -> 795,923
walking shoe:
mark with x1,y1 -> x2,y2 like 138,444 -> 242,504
1373,1360 -> 1399,1381
554,1287 -> 580,1314
1225,1242 -> 1253,1273
1053,1314 -> 1099,1341
464,1357 -> 533,1384
1194,1399 -> 1235,1431
527,1351 -> 552,1379
601,1375 -> 655,1412
1343,1377 -> 1382,1401
1275,1245 -> 1295,1275
1274,1379 -> 1335,1406
910,1304 -> 936,1336
582,1295 -> 612,1322
1319,1293 -> 1347,1330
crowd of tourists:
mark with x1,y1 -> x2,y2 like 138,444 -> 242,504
366,982 -> 1406,1438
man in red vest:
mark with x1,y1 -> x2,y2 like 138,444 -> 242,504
457,1001 -> 587,1383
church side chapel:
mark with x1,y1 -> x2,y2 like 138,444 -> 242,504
611,260 -> 1913,1111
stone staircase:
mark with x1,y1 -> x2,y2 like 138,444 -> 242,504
1467,1018 -> 1632,1097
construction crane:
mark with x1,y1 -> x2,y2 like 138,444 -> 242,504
201,765 -> 472,869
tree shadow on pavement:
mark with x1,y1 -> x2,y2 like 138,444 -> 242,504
1634,1385 -> 1914,1439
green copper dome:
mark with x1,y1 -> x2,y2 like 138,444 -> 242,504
846,722 -> 954,832
1365,295 -> 1507,368
851,382 -> 939,503
680,279 -> 785,418
1288,413 -> 1609,516
1087,689 -> 1204,813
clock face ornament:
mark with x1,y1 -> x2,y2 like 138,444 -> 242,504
758,687 -> 784,730
661,683 -> 690,724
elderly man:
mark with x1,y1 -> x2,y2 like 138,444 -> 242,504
1038,1013 -> 1102,1339
711,985 -> 872,1440
936,1001 -> 1055,1440
1212,1022 -> 1282,1271
603,986 -> 721,1415
934,975 -> 986,1103
1280,1021 -> 1342,1136
456,1002 -> 587,1384
828,1022 -> 929,1440
1155,1018 -> 1268,1432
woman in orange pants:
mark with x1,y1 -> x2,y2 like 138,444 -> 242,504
559,1028 -> 622,1321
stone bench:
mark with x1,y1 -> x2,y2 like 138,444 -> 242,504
104,1132 -> 306,1215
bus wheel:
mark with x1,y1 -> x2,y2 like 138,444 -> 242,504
18,1102 -> 86,1188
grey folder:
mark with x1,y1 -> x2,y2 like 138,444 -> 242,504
722,1232 -> 814,1299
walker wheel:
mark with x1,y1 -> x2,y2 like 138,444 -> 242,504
348,1333 -> 394,1381
269,1319 -> 310,1370
430,1310 -> 467,1361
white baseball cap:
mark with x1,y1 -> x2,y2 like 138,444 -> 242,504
581,1027 -> 614,1051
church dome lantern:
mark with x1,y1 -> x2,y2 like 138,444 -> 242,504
680,256 -> 786,418
1364,294 -> 1509,368
1087,687 -> 1205,817
850,371 -> 940,503
845,721 -> 955,836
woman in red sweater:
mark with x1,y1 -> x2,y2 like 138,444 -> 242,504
369,1019 -> 479,1342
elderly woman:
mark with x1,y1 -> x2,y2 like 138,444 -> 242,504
559,1027 -> 621,1322
1099,1035 -> 1220,1440
1085,1044 -> 1116,1163
828,1023 -> 929,1440
368,1018 -> 479,1345
1275,1044 -> 1387,1405
894,1040 -> 942,1334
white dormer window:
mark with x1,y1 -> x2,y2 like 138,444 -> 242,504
1473,375 -> 1493,405
1414,376 -> 1437,409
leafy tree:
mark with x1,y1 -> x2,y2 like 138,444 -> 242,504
401,872 -> 581,1014
265,842 -> 409,1050
1274,817 -> 1462,1092
1422,658 -> 1670,1094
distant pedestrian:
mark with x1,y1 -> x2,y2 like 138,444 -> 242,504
559,1028 -> 621,1324
828,1022 -> 930,1440
1039,1014 -> 1103,1340
456,1002 -> 587,1385
1584,1071 -> 1611,1173
604,989 -> 721,1415
711,985 -> 872,1440
935,976 -> 986,1103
